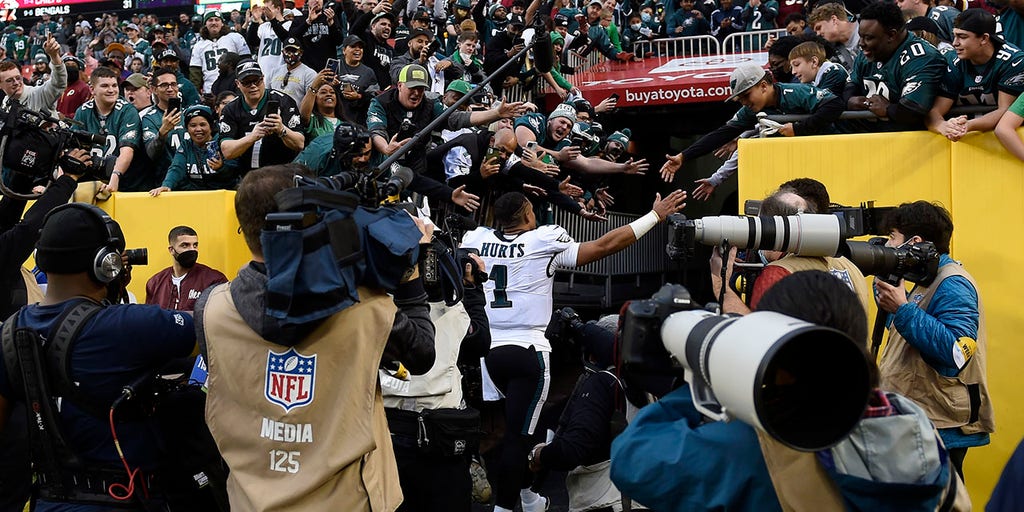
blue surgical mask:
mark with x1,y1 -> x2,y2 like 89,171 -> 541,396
630,22 -> 642,30
641,11 -> 651,22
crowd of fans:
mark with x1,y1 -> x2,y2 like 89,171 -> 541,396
2,0 -> 1024,510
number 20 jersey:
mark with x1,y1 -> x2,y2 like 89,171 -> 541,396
461,225 -> 580,352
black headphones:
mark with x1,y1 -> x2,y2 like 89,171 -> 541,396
40,203 -> 126,284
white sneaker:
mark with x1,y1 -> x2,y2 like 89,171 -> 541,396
520,489 -> 549,512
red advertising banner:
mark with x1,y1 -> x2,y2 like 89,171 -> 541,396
561,52 -> 769,108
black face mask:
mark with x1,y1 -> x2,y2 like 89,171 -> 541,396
174,249 -> 199,269
66,67 -> 80,83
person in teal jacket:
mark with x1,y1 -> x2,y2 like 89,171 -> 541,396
611,270 -> 962,512
149,105 -> 238,194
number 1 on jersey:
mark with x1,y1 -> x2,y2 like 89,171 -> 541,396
490,264 -> 513,308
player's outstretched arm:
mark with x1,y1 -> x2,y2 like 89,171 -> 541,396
575,190 -> 687,267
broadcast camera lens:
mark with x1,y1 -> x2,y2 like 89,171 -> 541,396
124,248 -> 148,266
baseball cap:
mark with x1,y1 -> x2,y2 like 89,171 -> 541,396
397,63 -> 430,89
508,14 -> 525,27
33,54 -> 48,64
588,0 -> 602,7
105,42 -> 128,56
36,206 -> 125,276
413,7 -> 431,20
726,63 -> 769,101
283,37 -> 302,50
62,54 -> 85,67
126,23 -> 139,31
150,24 -> 166,33
342,34 -> 365,47
955,8 -> 1004,44
553,14 -> 570,27
456,0 -> 472,8
549,103 -> 577,124
123,73 -> 149,89
203,10 -> 223,22
446,79 -> 472,95
157,48 -> 179,62
372,11 -> 396,25
14,25 -> 23,31
236,59 -> 263,80
906,16 -> 941,35
408,27 -> 434,41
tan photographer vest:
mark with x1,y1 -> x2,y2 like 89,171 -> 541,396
200,283 -> 403,512
878,263 -> 995,435
767,256 -> 873,346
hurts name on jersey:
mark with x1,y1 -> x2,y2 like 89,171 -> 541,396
479,242 -> 527,258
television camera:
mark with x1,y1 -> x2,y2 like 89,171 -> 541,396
0,100 -> 117,200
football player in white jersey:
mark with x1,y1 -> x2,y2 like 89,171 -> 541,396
189,11 -> 252,94
461,189 -> 687,512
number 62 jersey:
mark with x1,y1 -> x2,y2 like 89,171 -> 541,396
461,225 -> 580,353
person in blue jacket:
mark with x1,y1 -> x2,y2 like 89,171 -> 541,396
611,270 -> 967,512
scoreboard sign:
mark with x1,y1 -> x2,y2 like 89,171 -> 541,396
16,0 -> 135,18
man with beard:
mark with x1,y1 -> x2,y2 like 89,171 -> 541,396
389,27 -> 436,84
484,15 -> 526,95
288,0 -> 345,70
395,7 -> 433,55
352,5 -> 397,88
189,11 -> 252,94
56,54 -> 90,118
145,226 -> 228,311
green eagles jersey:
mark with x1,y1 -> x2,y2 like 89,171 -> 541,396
726,83 -> 836,129
850,33 -> 946,130
514,112 -> 549,147
815,61 -> 850,96
928,5 -> 960,44
940,42 -> 1024,106
140,104 -> 185,178
6,34 -> 27,61
998,8 -> 1024,50
73,98 -> 146,190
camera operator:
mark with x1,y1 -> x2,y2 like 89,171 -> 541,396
0,203 -> 198,510
711,186 -> 872,318
382,248 -> 491,512
462,189 -> 687,512
0,152 -> 85,510
194,165 -> 435,510
873,201 -> 994,480
219,59 -> 305,176
527,312 -> 637,512
366,63 -> 525,206
610,271 -> 970,511
0,34 -> 65,112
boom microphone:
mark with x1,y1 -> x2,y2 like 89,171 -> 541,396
532,15 -> 554,74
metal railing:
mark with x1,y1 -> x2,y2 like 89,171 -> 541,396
763,105 -> 997,123
721,28 -> 787,54
567,49 -> 606,72
634,35 -> 720,59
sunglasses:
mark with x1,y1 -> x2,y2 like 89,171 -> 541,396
240,77 -> 263,87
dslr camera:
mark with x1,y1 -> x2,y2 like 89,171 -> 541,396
619,284 -> 872,452
666,211 -> 940,285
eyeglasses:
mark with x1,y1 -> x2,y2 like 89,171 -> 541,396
155,81 -> 178,89
240,77 -> 262,87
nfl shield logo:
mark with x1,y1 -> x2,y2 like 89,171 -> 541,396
265,348 -> 317,412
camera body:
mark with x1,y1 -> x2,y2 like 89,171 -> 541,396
620,284 -> 872,452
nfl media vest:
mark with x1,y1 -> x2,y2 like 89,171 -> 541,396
879,263 -> 995,435
381,301 -> 471,411
200,283 -> 403,511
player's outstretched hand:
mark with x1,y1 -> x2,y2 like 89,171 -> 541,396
652,189 -> 687,219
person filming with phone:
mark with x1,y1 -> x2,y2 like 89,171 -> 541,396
220,59 -> 305,176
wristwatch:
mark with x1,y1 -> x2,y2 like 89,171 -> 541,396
279,127 -> 288,138
111,170 -> 124,177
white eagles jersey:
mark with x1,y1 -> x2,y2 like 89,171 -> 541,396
461,225 -> 580,352
189,32 -> 252,93
256,20 -> 292,80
